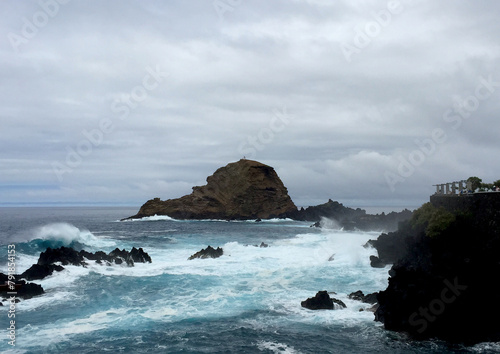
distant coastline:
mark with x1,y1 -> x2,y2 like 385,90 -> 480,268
0,203 -> 420,214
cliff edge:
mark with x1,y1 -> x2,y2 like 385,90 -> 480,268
125,159 -> 297,220
374,192 -> 500,344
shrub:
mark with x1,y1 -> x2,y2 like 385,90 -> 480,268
410,202 -> 456,238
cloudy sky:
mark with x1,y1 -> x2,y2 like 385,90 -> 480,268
1,0 -> 499,209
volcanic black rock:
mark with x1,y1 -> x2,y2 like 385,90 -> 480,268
130,247 -> 153,263
188,246 -> 223,260
0,273 -> 44,300
301,290 -> 346,310
366,229 -> 412,268
348,290 -> 378,304
15,281 -> 45,299
37,246 -> 152,269
20,264 -> 65,281
109,248 -> 135,266
38,246 -> 83,266
290,199 -> 412,231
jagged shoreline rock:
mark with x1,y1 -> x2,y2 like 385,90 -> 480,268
188,246 -> 223,260
293,200 -> 412,231
125,159 -> 297,221
38,246 -> 152,267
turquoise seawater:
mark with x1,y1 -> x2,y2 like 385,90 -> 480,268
0,207 -> 498,353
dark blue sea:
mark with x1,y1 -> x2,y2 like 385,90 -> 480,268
0,207 -> 498,353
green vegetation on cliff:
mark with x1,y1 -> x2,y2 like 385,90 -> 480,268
410,202 -> 457,238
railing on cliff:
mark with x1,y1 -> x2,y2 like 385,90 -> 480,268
433,180 -> 500,197
432,180 -> 471,196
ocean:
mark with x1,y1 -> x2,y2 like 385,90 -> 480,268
0,207 -> 498,353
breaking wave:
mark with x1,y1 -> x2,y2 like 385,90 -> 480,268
16,222 -> 116,255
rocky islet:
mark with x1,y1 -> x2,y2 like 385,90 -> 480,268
125,159 -> 411,232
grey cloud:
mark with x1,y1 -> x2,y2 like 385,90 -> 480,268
1,0 -> 499,208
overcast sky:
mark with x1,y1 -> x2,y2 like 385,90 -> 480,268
1,0 -> 499,209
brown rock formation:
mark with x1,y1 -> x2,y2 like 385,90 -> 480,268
125,159 -> 297,220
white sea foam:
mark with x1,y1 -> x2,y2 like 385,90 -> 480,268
102,230 -> 387,328
141,230 -> 384,282
19,308 -> 130,347
471,342 -> 500,352
5,253 -> 38,274
37,265 -> 91,289
241,218 -> 295,223
123,215 -> 298,224
141,307 -> 178,320
15,230 -> 385,318
256,340 -> 301,353
124,214 -> 176,222
15,290 -> 79,312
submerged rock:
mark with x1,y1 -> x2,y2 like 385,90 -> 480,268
124,159 -> 297,220
301,290 -> 346,310
188,246 -> 223,260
